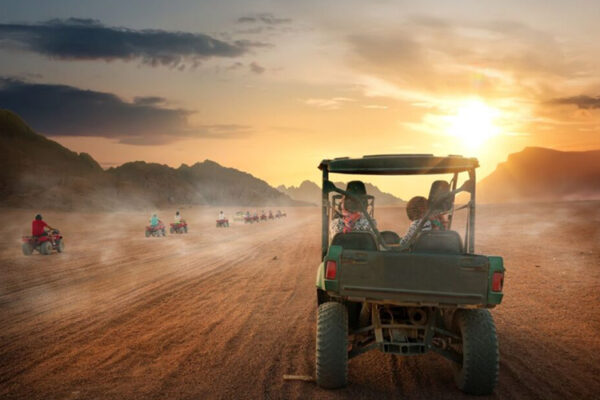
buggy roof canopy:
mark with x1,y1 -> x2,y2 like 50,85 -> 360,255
319,154 -> 479,175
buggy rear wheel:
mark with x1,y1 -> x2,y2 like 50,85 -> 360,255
316,302 -> 348,389
451,309 -> 499,395
22,242 -> 33,256
40,241 -> 53,255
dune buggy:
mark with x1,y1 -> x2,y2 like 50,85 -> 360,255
22,229 -> 64,255
315,154 -> 505,395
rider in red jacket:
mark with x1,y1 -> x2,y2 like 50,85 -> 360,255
32,214 -> 56,243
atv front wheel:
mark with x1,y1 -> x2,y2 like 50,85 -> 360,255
22,242 -> 33,256
316,301 -> 348,389
56,239 -> 64,253
170,227 -> 174,234
451,309 -> 499,395
184,226 -> 188,233
40,241 -> 53,255
145,230 -> 151,237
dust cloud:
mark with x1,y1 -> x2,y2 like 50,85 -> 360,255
1,202 -> 599,399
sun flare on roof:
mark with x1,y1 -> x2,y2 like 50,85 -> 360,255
445,99 -> 501,149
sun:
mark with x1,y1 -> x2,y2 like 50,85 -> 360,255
445,99 -> 501,149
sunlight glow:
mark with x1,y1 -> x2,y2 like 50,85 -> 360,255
445,99 -> 501,149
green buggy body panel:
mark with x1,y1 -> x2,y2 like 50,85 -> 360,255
316,248 -> 504,308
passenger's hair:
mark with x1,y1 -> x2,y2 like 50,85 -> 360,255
406,196 -> 428,221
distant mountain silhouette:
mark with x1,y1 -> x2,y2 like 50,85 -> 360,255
478,147 -> 600,203
278,179 -> 404,206
0,109 -> 305,210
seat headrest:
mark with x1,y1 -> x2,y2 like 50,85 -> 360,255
412,231 -> 463,254
331,232 -> 377,251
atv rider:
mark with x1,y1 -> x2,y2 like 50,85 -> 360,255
218,210 -> 226,221
150,213 -> 160,227
32,214 -> 56,244
330,181 -> 376,236
174,211 -> 182,224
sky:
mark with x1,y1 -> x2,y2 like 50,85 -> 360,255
0,0 -> 599,198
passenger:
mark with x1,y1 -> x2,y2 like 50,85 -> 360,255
427,180 -> 451,231
330,181 -> 376,236
399,196 -> 432,246
150,213 -> 159,227
32,214 -> 56,243
218,210 -> 225,220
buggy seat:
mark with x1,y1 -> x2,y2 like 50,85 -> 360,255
331,232 -> 378,251
412,231 -> 463,254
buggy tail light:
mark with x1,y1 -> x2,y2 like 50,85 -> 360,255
491,272 -> 504,292
325,261 -> 337,280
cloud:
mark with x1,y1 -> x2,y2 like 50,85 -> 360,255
549,95 -> 600,109
249,62 -> 265,74
133,96 -> 166,106
0,77 -> 251,144
303,97 -> 355,110
362,104 -> 388,109
237,13 -> 291,25
347,16 -> 587,103
0,18 -> 265,67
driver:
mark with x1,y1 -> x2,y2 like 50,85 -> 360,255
150,213 -> 160,227
32,214 -> 56,244
330,181 -> 376,236
218,210 -> 225,220
174,211 -> 182,224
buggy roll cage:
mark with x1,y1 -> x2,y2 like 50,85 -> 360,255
318,154 -> 479,260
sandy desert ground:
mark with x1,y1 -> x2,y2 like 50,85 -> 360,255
1,202 -> 599,400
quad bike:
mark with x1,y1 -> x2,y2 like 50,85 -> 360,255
268,212 -> 275,220
275,211 -> 282,219
216,218 -> 230,228
170,220 -> 188,234
260,214 -> 268,221
244,215 -> 254,224
315,154 -> 504,395
22,229 -> 64,255
233,212 -> 245,222
145,221 -> 166,237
